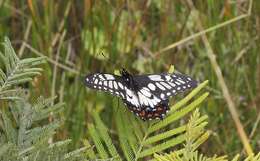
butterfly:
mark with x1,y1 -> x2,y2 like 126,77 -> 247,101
85,69 -> 197,121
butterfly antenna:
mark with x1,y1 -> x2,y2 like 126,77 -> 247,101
101,52 -> 107,59
98,51 -> 121,72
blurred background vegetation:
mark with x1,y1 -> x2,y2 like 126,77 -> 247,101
0,0 -> 259,159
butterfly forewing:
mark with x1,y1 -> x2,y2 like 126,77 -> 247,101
133,72 -> 197,100
85,73 -> 127,99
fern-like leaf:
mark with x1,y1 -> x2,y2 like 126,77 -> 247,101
0,38 -> 86,161
0,37 -> 45,100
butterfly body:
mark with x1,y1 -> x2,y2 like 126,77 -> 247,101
85,69 -> 197,121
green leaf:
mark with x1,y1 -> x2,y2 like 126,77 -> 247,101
93,112 -> 120,159
0,111 -> 17,144
138,134 -> 185,158
88,123 -> 109,159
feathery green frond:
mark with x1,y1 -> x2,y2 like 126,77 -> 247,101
153,110 -> 226,161
0,37 -> 45,100
0,38 -> 87,161
244,152 -> 260,161
0,95 -> 87,161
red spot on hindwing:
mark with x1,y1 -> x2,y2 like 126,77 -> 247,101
126,100 -> 169,121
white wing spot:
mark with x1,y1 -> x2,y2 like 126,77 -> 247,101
98,86 -> 101,89
126,88 -> 139,107
109,89 -> 113,93
138,92 -> 149,106
187,77 -> 191,81
165,75 -> 172,81
177,78 -> 185,84
172,90 -> 176,93
109,81 -> 113,88
116,91 -> 119,95
187,84 -> 191,87
104,87 -> 107,90
99,81 -> 102,85
177,87 -> 181,90
160,93 -> 165,99
167,92 -> 171,96
94,79 -> 98,84
148,75 -> 163,81
168,82 -> 176,87
140,88 -> 152,97
98,74 -> 105,80
104,81 -> 107,86
104,74 -> 115,80
118,82 -> 124,89
120,93 -> 125,98
148,96 -> 160,107
93,85 -> 97,88
148,83 -> 156,91
113,82 -> 118,89
156,82 -> 166,90
175,82 -> 181,85
161,82 -> 172,89
183,86 -> 186,89
143,87 -> 150,92
86,78 -> 89,82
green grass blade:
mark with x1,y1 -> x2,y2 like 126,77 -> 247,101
138,134 -> 186,159
93,112 -> 120,159
143,125 -> 186,145
88,123 -> 109,159
116,110 -> 134,161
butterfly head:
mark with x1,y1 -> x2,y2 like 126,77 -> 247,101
120,68 -> 131,80
120,69 -> 136,89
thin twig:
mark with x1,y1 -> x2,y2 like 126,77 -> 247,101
154,2 -> 252,57
232,36 -> 259,64
23,42 -> 80,75
50,0 -> 72,50
18,19 -> 32,57
249,112 -> 260,139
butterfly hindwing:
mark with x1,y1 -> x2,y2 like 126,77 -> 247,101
123,99 -> 169,120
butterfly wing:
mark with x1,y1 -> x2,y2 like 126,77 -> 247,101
133,72 -> 197,100
123,98 -> 169,120
126,72 -> 197,120
85,73 -> 127,99
85,73 -> 160,120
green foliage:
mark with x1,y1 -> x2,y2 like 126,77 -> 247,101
0,37 -> 45,100
0,38 -> 86,161
0,0 -> 259,160
85,80 -> 260,161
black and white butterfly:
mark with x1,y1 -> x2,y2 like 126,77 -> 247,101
85,69 -> 197,121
